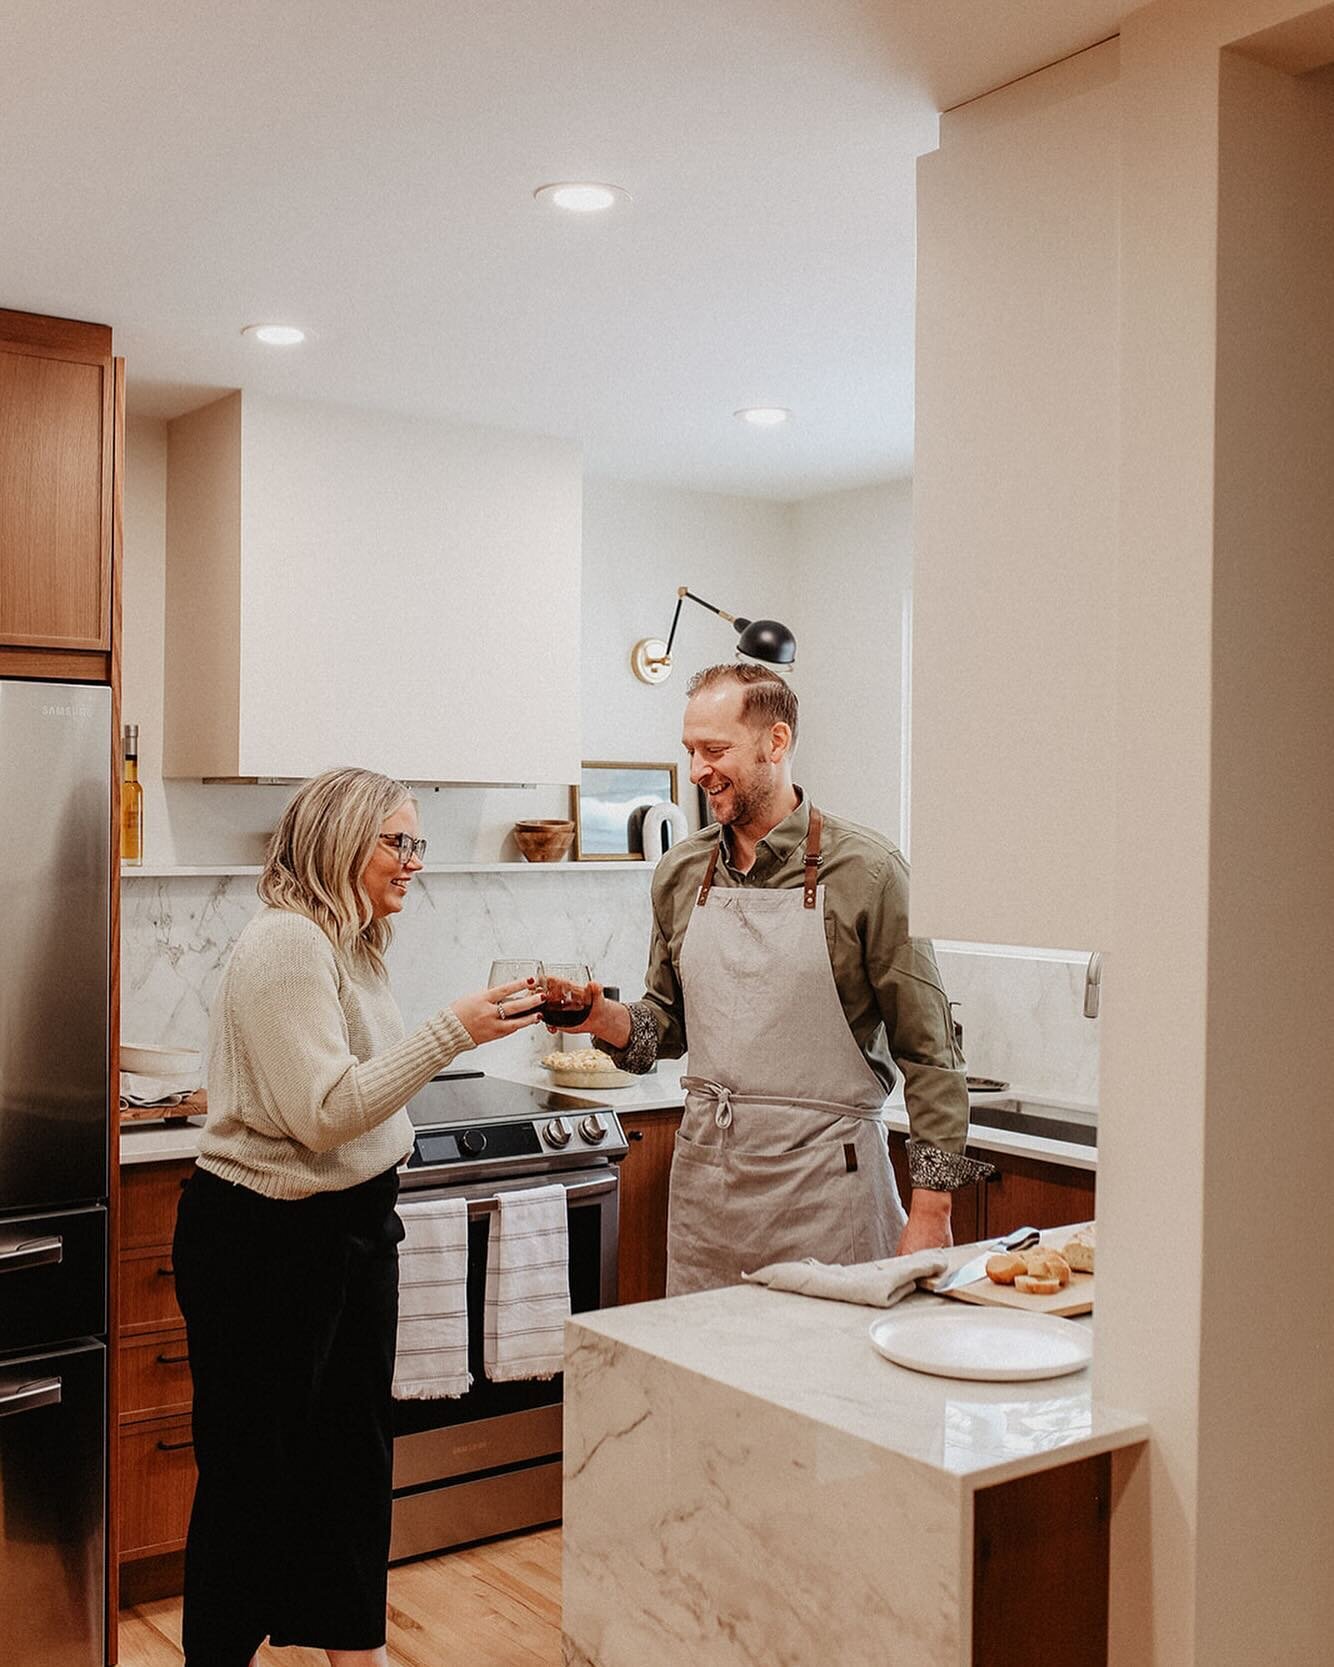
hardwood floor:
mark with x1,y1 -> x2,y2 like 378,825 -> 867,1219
116,1529 -> 563,1666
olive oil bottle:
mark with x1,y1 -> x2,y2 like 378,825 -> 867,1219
121,723 -> 143,865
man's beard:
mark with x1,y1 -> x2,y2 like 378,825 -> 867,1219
715,756 -> 775,828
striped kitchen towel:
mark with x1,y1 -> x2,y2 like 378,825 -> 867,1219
483,1183 -> 571,1382
393,1196 -> 471,1400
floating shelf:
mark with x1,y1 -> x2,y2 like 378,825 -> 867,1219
120,862 -> 657,879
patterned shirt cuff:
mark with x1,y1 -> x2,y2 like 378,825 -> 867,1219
594,1001 -> 661,1075
907,1140 -> 995,1191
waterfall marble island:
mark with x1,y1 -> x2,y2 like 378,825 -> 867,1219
561,1283 -> 1147,1667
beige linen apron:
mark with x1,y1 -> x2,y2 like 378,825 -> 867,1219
666,808 -> 907,1296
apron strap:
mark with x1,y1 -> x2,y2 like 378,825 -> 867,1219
697,806 -> 823,907
696,835 -> 723,906
803,806 -> 823,909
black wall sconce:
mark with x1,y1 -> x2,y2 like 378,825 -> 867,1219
630,587 -> 797,685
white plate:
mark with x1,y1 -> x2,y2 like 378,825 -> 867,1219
868,1308 -> 1092,1382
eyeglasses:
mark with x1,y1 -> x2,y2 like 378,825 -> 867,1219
379,832 -> 428,865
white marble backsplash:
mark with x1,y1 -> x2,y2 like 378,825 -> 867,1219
121,876 -> 1098,1101
120,869 -> 657,1079
935,946 -> 1099,1104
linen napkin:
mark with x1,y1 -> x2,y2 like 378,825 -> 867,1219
741,1249 -> 950,1308
483,1183 -> 571,1383
119,1072 -> 192,1107
393,1197 -> 472,1400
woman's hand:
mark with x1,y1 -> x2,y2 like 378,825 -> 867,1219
451,979 -> 544,1045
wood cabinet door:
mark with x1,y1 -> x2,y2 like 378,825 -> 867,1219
982,1152 -> 1096,1238
616,1110 -> 682,1306
0,310 -> 114,650
119,1415 -> 197,1559
121,1159 -> 195,1249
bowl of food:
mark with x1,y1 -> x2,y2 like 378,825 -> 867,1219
540,1048 -> 635,1089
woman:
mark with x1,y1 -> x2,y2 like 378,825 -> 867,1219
173,768 -> 540,1667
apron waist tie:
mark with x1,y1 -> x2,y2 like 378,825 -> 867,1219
681,1076 -> 889,1126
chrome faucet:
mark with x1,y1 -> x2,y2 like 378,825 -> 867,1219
1082,951 -> 1103,1019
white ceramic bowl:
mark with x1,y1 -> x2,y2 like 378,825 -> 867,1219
121,1042 -> 202,1078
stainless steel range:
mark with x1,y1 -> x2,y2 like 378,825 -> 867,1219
390,1071 -> 627,1561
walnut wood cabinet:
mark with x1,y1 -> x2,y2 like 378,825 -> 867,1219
616,1110 -> 684,1306
117,1159 -> 197,1603
0,308 -> 116,666
616,1115 -> 1095,1307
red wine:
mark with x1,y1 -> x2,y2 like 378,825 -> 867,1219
542,1001 -> 592,1027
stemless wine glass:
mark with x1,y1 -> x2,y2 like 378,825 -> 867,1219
488,959 -> 542,1020
537,962 -> 594,1027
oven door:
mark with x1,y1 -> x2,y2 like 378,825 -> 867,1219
389,1165 -> 617,1560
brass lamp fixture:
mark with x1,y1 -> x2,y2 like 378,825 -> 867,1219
630,587 -> 797,685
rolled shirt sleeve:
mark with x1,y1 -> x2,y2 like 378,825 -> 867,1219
865,859 -> 992,1190
596,884 -> 685,1073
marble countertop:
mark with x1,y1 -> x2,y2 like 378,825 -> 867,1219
118,1059 -> 1096,1170
568,1281 -> 1145,1494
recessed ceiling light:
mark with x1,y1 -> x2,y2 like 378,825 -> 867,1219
735,407 -> 792,427
533,182 -> 629,214
242,323 -> 306,346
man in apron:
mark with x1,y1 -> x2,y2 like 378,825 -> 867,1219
572,663 -> 987,1296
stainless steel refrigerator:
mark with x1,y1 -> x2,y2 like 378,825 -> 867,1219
0,680 -> 110,1666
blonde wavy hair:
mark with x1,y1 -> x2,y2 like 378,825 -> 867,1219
259,767 -> 412,975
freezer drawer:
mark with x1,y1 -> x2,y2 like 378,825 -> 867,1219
0,1204 -> 105,1354
0,1340 -> 104,1667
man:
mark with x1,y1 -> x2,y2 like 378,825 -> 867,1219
573,663 -> 986,1296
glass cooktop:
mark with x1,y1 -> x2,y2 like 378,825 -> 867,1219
406,1070 -> 609,1130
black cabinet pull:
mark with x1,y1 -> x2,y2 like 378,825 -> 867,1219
156,1437 -> 193,1453
156,1351 -> 189,1366
179,1177 -> 190,1190
985,1168 -> 1003,1184
155,1265 -> 175,1278
628,1129 -> 644,1141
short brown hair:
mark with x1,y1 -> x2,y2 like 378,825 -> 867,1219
685,663 -> 798,745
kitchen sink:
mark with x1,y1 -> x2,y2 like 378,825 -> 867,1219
967,1097 -> 1098,1149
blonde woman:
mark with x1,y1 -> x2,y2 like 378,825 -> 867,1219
172,768 -> 540,1667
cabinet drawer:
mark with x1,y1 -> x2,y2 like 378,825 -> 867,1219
118,1328 -> 192,1423
120,1161 -> 194,1250
119,1416 -> 196,1558
120,1248 -> 184,1335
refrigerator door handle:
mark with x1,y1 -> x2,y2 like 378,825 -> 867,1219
0,1376 -> 63,1418
0,1233 -> 63,1272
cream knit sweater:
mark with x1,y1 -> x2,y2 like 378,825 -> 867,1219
198,907 -> 475,1199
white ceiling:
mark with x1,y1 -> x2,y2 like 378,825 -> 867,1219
2,1 -> 1124,499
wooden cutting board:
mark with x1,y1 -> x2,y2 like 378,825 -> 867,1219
925,1223 -> 1094,1318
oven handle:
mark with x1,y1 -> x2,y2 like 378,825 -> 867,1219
463,1174 -> 617,1217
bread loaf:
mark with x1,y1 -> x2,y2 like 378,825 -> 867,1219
986,1252 -> 1027,1286
1062,1227 -> 1095,1273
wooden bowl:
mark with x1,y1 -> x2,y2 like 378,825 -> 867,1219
513,820 -> 575,862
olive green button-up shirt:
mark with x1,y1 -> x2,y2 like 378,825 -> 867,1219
604,792 -> 977,1183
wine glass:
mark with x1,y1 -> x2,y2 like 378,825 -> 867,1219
536,962 -> 594,1027
488,960 -> 542,1020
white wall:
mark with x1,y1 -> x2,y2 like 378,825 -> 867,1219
579,477 -> 795,819
1097,6 -> 1334,1665
789,480 -> 912,844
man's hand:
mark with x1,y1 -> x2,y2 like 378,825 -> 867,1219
895,1189 -> 954,1256
549,982 -> 632,1049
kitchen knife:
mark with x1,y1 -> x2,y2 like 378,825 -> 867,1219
930,1226 -> 1041,1293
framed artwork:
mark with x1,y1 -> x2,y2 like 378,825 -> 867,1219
572,761 -> 680,861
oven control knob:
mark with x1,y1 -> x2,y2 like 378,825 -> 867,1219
544,1117 -> 572,1147
458,1129 -> 487,1157
578,1114 -> 607,1144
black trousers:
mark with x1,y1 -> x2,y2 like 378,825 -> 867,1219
172,1165 -> 404,1666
